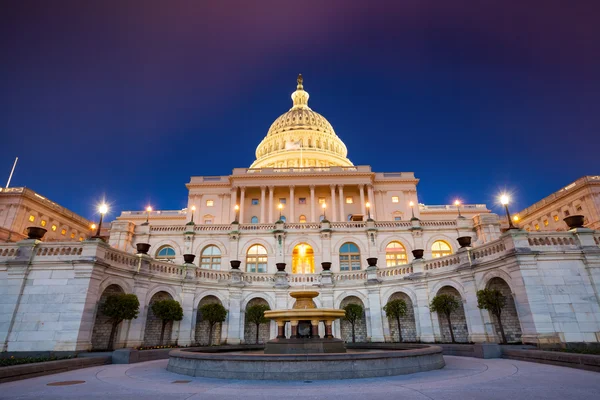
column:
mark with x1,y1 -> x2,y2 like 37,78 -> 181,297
239,187 -> 246,223
225,289 -> 243,345
330,184 -> 337,222
359,184 -> 366,217
414,282 -> 435,342
260,186 -> 266,223
268,186 -> 274,223
367,288 -> 385,342
338,185 -> 345,222
289,185 -> 295,223
368,185 -> 376,220
177,284 -> 196,346
230,187 -> 238,222
310,185 -> 316,222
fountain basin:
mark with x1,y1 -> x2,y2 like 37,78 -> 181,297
167,345 -> 445,380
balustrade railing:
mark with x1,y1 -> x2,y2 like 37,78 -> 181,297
330,222 -> 366,229
240,224 -> 276,231
375,221 -> 411,228
288,274 -> 321,284
333,270 -> 367,282
424,255 -> 460,271
195,224 -> 231,232
243,273 -> 276,284
470,240 -> 507,261
526,232 -> 578,248
148,261 -> 185,277
377,264 -> 413,278
196,269 -> 231,280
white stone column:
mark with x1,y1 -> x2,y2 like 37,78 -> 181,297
177,284 -> 196,346
260,186 -> 266,223
359,184 -> 366,217
239,187 -> 246,223
310,185 -> 316,222
461,276 -> 489,343
367,288 -> 385,342
230,187 -> 238,222
338,185 -> 345,222
268,186 -> 274,223
330,184 -> 337,222
127,282 -> 150,347
289,185 -> 295,223
414,281 -> 436,342
368,185 -> 376,220
226,289 -> 242,345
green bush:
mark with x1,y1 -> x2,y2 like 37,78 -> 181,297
0,355 -> 73,367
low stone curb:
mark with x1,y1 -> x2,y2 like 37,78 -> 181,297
502,348 -> 600,373
0,356 -> 111,384
113,345 -> 265,364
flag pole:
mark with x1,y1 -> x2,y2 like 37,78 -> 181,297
6,157 -> 18,188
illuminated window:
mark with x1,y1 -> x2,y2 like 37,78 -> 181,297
251,216 -> 259,224
299,215 -> 306,223
299,197 -> 306,204
564,210 -> 570,216
28,215 -> 35,222
40,220 -> 47,227
251,198 -> 259,205
385,241 -> 407,266
391,196 -> 399,203
156,246 -> 176,260
394,216 -> 402,221
70,233 -> 75,239
200,245 -> 221,269
206,200 -> 214,207
345,197 -> 353,204
553,215 -> 559,222
526,227 -> 530,232
279,198 -> 286,204
535,224 -> 540,231
79,237 -> 83,241
246,244 -> 267,273
339,242 -> 361,271
51,225 -> 57,231
318,197 -> 326,204
543,219 -> 549,226
61,229 -> 67,235
431,241 -> 452,258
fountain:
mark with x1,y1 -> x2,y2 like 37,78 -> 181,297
167,291 -> 445,380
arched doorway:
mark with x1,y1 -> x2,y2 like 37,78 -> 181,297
91,284 -> 124,350
340,296 -> 367,342
243,298 -> 271,344
387,292 -> 417,342
143,291 -> 174,347
292,243 -> 314,274
195,295 -> 223,345
487,277 -> 522,343
435,286 -> 468,343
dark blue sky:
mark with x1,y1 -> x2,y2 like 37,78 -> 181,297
1,1 -> 598,222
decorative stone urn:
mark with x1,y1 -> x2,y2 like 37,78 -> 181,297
321,262 -> 332,271
366,257 -> 378,267
136,243 -> 151,255
457,236 -> 472,248
183,254 -> 196,264
26,227 -> 47,240
412,249 -> 424,259
230,260 -> 241,269
276,263 -> 286,272
564,215 -> 585,230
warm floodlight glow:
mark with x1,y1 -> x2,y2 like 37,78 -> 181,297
322,203 -> 326,209
513,215 -> 520,222
366,202 -> 370,208
91,223 -> 96,230
98,204 -> 108,214
234,204 -> 240,211
500,194 -> 509,205
191,205 -> 196,211
454,200 -> 460,206
278,203 -> 283,210
146,206 -> 152,212
409,201 -> 414,207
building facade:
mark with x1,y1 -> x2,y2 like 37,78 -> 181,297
0,77 -> 599,353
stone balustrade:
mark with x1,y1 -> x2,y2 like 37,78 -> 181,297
424,255 -> 461,271
195,269 -> 231,281
377,264 -> 413,279
526,232 -> 578,247
288,273 -> 321,284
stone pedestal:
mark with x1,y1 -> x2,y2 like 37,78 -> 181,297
274,271 -> 290,289
264,338 -> 346,354
320,270 -> 333,286
229,269 -> 245,287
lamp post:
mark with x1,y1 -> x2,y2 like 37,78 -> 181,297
454,200 -> 462,218
322,202 -> 327,221
409,201 -> 415,219
94,204 -> 108,238
190,205 -> 196,224
278,203 -> 283,220
366,202 -> 371,220
234,204 -> 240,223
144,206 -> 152,225
500,194 -> 516,229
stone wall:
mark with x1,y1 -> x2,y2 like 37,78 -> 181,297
90,284 -> 124,350
436,286 -> 469,343
487,278 -> 521,343
387,292 -> 417,342
340,296 -> 367,343
195,296 -> 222,345
143,291 -> 174,347
243,298 -> 271,344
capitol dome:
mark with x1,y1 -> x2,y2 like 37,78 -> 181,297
250,75 -> 353,169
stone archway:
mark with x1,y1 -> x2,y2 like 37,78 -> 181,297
195,296 -> 223,346
91,284 -> 124,350
387,292 -> 417,342
244,298 -> 271,344
340,296 -> 367,343
487,277 -> 522,343
143,291 -> 174,347
436,286 -> 469,343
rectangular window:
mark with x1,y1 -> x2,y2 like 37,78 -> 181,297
28,215 -> 35,222
345,196 -> 353,204
206,200 -> 214,207
564,210 -> 570,216
543,219 -> 549,226
553,215 -> 559,221
318,197 -> 326,204
204,219 -> 213,224
391,196 -> 399,203
51,225 -> 57,231
394,216 -> 402,221
279,198 -> 286,204
299,197 -> 306,204
534,224 -> 540,231
41,220 -> 47,227
251,198 -> 259,205
61,228 -> 67,235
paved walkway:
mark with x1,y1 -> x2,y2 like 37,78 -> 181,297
2,356 -> 599,399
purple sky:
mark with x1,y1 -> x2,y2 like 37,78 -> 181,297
1,1 -> 598,222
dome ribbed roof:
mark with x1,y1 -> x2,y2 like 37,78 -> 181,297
267,108 -> 335,137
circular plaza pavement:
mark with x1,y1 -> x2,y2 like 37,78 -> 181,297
2,356 -> 599,400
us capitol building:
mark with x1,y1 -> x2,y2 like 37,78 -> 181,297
1,76 -> 599,353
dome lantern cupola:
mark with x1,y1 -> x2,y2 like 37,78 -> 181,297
250,75 -> 353,169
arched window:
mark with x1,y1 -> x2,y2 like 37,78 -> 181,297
280,215 -> 286,223
299,215 -> 307,223
431,240 -> 452,258
385,241 -> 407,266
156,246 -> 176,260
200,245 -> 221,269
339,242 -> 360,271
246,244 -> 267,273
251,216 -> 259,224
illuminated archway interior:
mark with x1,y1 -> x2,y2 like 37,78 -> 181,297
292,243 -> 314,274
